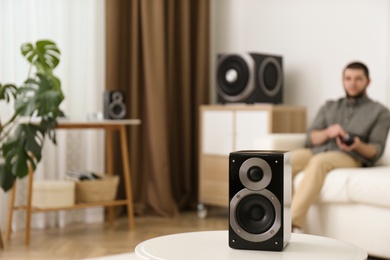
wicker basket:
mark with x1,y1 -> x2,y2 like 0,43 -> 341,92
75,175 -> 119,203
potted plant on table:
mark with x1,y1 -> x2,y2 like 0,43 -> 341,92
0,40 -> 65,192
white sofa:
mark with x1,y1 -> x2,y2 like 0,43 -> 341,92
253,132 -> 390,259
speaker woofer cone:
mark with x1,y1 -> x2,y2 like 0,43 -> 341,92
216,53 -> 255,102
230,188 -> 281,242
108,102 -> 126,119
258,57 -> 283,97
236,194 -> 275,234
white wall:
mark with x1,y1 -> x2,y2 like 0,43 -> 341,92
211,0 -> 390,123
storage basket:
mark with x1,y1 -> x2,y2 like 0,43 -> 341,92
75,175 -> 119,203
32,180 -> 75,208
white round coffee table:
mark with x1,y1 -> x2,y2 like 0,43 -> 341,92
135,230 -> 367,260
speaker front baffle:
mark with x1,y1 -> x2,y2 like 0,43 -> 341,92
229,150 -> 291,251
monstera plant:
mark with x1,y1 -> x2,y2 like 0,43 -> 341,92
0,40 -> 64,191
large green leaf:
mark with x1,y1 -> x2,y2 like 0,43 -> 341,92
12,145 -> 30,178
15,74 -> 64,117
23,124 -> 44,162
0,84 -> 17,102
2,138 -> 19,158
21,40 -> 61,73
0,163 -> 16,191
40,118 -> 58,144
1,124 -> 40,181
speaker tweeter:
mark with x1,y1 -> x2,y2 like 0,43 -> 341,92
104,91 -> 127,119
229,150 -> 291,251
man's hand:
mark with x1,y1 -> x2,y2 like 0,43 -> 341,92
310,124 -> 347,145
337,135 -> 378,159
336,135 -> 361,151
325,124 -> 348,139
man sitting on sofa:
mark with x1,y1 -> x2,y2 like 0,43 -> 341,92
292,61 -> 390,230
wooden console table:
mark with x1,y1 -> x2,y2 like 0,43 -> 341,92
5,119 -> 141,245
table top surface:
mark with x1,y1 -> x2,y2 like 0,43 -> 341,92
135,230 -> 367,260
57,118 -> 141,126
18,117 -> 141,127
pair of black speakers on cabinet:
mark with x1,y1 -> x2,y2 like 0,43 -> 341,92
229,150 -> 291,251
216,52 -> 283,104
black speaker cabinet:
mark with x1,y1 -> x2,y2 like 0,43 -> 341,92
216,52 -> 283,104
229,150 -> 291,251
103,90 -> 127,119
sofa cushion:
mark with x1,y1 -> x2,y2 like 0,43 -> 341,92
376,131 -> 390,166
294,167 -> 390,208
346,167 -> 390,207
253,133 -> 306,151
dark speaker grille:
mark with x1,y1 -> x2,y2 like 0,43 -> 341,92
263,63 -> 278,91
217,55 -> 249,96
236,194 -> 276,234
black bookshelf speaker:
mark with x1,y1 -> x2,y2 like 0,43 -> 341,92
103,91 -> 127,119
216,52 -> 283,104
229,150 -> 291,251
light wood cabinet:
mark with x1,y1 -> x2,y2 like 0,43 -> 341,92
198,104 -> 306,216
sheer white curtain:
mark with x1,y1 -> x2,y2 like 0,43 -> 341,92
0,0 -> 106,230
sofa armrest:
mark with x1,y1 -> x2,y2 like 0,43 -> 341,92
253,133 -> 306,150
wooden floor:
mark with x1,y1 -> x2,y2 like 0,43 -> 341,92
0,207 -> 228,259
0,207 -> 386,260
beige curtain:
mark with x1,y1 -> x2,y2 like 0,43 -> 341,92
105,0 -> 210,217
